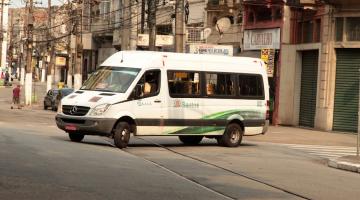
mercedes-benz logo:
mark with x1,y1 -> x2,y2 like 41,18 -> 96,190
69,106 -> 78,115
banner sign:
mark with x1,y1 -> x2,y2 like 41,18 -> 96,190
261,49 -> 275,77
55,56 -> 66,66
188,44 -> 233,56
137,34 -> 174,47
244,28 -> 280,50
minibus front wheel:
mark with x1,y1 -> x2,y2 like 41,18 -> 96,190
114,122 -> 131,149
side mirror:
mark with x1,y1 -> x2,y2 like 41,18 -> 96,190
135,84 -> 142,98
130,84 -> 142,100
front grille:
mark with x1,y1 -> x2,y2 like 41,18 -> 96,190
61,118 -> 86,124
62,105 -> 90,116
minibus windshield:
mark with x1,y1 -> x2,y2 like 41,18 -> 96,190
81,66 -> 141,93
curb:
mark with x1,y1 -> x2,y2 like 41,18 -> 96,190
328,159 -> 360,173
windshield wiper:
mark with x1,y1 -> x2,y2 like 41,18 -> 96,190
94,89 -> 114,92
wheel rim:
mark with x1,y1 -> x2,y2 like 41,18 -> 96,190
230,129 -> 240,143
121,129 -> 129,140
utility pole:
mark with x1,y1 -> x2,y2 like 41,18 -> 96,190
0,0 -> 4,69
66,1 -> 73,88
25,0 -> 34,105
47,0 -> 54,92
74,1 -> 82,90
140,0 -> 145,34
129,0 -> 138,50
175,0 -> 184,53
147,0 -> 156,51
121,0 -> 130,50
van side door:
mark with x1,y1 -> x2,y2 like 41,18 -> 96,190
130,69 -> 164,135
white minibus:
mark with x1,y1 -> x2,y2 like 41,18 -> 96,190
56,51 -> 269,148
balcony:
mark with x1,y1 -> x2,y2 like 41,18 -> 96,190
90,15 -> 114,37
328,0 -> 359,5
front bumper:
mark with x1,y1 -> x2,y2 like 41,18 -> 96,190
55,114 -> 117,136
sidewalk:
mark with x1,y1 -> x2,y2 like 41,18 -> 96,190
248,126 -> 360,174
0,79 -> 54,110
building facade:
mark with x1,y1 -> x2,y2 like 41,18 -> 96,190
278,0 -> 360,133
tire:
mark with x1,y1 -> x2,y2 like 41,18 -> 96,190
179,136 -> 203,145
217,123 -> 243,147
114,122 -> 131,149
68,133 -> 84,142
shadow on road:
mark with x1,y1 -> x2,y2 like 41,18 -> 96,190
51,135 -> 258,150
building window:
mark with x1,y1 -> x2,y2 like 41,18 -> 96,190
157,24 -> 172,35
296,19 -> 321,44
168,71 -> 201,97
100,0 -> 110,20
209,0 -> 220,5
187,28 -> 204,43
336,18 -> 344,42
346,17 -> 360,41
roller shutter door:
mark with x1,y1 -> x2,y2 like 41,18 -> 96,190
333,49 -> 360,132
299,50 -> 319,127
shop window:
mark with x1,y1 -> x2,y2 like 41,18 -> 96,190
205,73 -> 236,96
346,17 -> 360,41
168,71 -> 201,97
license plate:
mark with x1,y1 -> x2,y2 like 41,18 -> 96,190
65,125 -> 77,131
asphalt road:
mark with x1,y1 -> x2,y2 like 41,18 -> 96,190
1,106 -> 360,199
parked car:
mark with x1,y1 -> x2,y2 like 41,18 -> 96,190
44,88 -> 74,111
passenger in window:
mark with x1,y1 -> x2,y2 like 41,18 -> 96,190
226,79 -> 234,95
207,83 -> 215,95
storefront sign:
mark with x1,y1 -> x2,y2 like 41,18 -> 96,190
261,49 -> 275,77
188,44 -> 233,56
55,56 -> 66,66
244,28 -> 280,50
137,34 -> 174,47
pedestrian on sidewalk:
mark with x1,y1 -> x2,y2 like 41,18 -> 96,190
4,71 -> 10,86
11,85 -> 21,109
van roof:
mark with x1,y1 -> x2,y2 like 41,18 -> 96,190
101,51 -> 266,74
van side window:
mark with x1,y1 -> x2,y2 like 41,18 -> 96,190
134,70 -> 161,98
205,73 -> 236,96
167,71 -> 201,97
238,74 -> 264,99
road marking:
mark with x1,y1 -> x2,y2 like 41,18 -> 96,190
277,143 -> 357,159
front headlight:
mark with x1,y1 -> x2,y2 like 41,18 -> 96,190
89,104 -> 111,116
57,101 -> 62,114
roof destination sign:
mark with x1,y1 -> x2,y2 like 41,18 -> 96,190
244,28 -> 281,50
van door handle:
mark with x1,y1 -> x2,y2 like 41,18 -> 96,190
154,100 -> 162,103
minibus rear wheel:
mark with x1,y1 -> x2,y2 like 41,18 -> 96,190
114,122 -> 131,149
217,123 -> 243,147
68,132 -> 84,142
179,136 -> 203,145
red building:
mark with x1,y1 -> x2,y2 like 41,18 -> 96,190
242,0 -> 285,124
